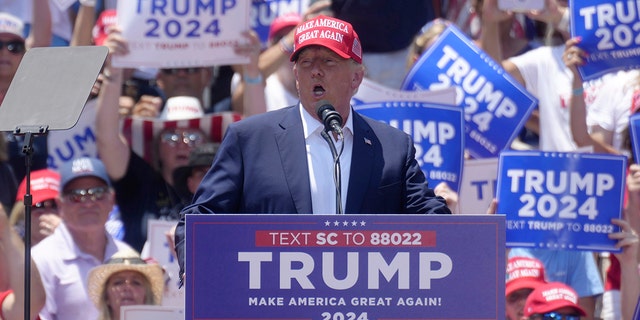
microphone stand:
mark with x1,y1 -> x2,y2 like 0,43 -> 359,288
321,130 -> 344,214
14,125 -> 49,320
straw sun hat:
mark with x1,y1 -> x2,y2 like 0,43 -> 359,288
88,248 -> 165,308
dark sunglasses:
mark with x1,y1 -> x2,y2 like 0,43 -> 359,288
531,312 -> 581,320
63,186 -> 109,203
161,67 -> 201,75
33,199 -> 58,211
0,40 -> 25,54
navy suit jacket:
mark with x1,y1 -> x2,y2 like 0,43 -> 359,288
175,105 -> 451,274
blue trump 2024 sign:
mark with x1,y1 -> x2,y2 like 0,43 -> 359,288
402,25 -> 537,159
496,151 -> 627,252
571,0 -> 640,81
354,102 -> 464,192
185,214 -> 505,319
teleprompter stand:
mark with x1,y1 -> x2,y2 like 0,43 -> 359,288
0,46 -> 107,320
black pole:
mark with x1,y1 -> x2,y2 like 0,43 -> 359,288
15,125 -> 48,320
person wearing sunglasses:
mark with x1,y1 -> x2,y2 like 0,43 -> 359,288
94,23 -> 260,252
0,12 -> 27,216
9,168 -> 62,246
523,282 -> 587,320
31,157 -> 133,320
0,7 -> 54,202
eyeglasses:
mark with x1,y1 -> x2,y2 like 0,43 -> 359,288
33,199 -> 58,211
0,40 -> 25,54
160,131 -> 204,147
531,312 -> 581,320
161,67 -> 201,75
63,186 -> 109,203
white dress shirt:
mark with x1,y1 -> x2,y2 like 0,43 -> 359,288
300,104 -> 353,214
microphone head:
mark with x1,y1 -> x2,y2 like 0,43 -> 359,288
315,100 -> 334,119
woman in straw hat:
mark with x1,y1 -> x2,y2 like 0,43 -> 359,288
88,248 -> 164,320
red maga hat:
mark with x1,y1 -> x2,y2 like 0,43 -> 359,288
290,15 -> 362,64
269,12 -> 302,42
505,256 -> 547,297
16,169 -> 60,204
524,282 -> 587,317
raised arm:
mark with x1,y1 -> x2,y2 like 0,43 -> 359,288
26,0 -> 52,48
70,1 -> 97,46
564,37 -> 621,154
94,28 -> 132,180
609,217 -> 640,320
230,30 -> 267,117
0,206 -> 45,320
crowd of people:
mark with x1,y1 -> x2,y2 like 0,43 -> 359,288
0,0 -> 638,319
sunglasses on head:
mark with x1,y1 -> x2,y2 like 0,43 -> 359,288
531,312 -> 581,320
0,40 -> 25,54
161,67 -> 201,75
63,186 -> 109,203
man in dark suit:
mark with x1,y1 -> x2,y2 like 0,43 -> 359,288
175,15 -> 451,279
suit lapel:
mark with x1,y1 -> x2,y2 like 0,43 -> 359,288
275,106 -> 313,213
346,113 -> 375,213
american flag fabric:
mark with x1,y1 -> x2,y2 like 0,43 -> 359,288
120,111 -> 243,163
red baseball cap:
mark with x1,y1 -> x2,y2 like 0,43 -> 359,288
16,169 -> 60,204
506,257 -> 547,297
290,15 -> 362,64
524,282 -> 587,317
92,9 -> 117,46
268,13 -> 302,42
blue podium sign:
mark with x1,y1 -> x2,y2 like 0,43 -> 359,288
185,214 -> 505,320
571,0 -> 640,81
354,102 -> 464,192
496,151 -> 627,251
402,25 -> 537,159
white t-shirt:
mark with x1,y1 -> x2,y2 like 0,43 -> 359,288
586,70 -> 640,152
508,45 -> 606,152
265,73 -> 298,111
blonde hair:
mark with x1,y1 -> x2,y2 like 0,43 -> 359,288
406,19 -> 448,71
97,271 -> 157,320
8,201 -> 25,239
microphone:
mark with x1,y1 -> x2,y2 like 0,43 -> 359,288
315,100 -> 343,139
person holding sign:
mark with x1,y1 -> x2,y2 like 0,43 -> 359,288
175,14 -> 452,281
564,36 -> 637,155
564,36 -> 640,319
481,0 -> 607,318
94,24 -> 264,251
480,0 -> 575,152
